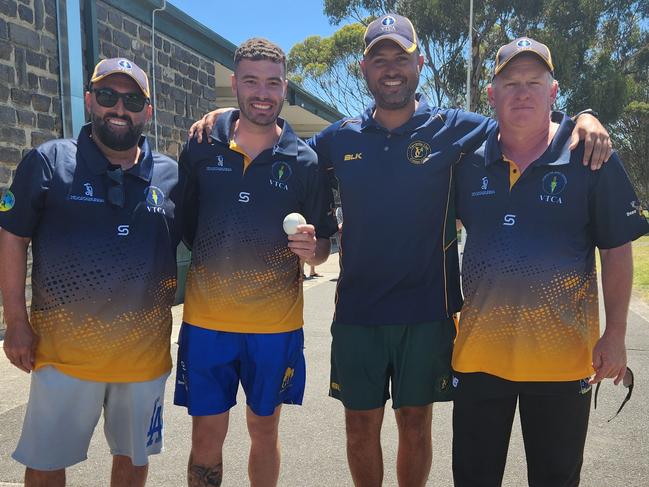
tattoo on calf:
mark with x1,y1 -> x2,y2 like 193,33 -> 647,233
188,457 -> 223,487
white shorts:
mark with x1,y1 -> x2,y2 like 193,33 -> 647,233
13,366 -> 169,470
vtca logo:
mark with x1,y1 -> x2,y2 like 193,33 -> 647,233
270,161 -> 291,191
540,172 -> 567,205
144,186 -> 166,214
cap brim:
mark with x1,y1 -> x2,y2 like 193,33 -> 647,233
364,34 -> 417,55
90,71 -> 150,98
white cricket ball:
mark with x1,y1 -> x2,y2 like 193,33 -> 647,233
283,212 -> 306,235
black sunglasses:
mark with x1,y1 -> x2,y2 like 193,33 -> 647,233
594,367 -> 634,422
91,87 -> 149,113
106,167 -> 125,208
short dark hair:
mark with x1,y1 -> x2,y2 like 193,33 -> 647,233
234,38 -> 286,74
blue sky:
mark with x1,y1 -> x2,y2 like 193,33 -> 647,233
169,0 -> 340,54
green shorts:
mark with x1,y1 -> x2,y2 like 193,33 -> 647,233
329,319 -> 456,410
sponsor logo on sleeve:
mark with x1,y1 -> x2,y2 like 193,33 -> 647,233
628,201 -> 647,219
0,189 -> 15,212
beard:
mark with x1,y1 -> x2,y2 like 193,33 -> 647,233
237,94 -> 283,127
366,75 -> 418,111
91,112 -> 144,151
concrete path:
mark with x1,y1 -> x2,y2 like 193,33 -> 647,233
1,254 -> 648,486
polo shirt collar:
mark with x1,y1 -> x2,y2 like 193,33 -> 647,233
77,123 -> 154,181
210,110 -> 298,157
360,93 -> 436,133
483,111 -> 575,168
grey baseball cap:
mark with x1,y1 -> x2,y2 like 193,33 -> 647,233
90,58 -> 150,98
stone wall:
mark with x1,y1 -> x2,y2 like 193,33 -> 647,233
0,0 -> 224,331
0,0 -> 61,332
94,0 -> 218,159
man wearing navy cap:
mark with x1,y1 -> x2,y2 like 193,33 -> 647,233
452,37 -> 648,486
189,16 -> 612,487
0,58 -> 179,486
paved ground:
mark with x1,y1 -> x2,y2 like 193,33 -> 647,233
1,253 -> 648,486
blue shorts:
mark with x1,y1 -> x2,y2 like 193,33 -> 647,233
173,323 -> 306,417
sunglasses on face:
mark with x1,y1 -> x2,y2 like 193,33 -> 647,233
90,87 -> 149,113
594,367 -> 634,422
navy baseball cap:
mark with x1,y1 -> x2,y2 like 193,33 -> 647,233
90,58 -> 150,98
494,37 -> 554,76
363,14 -> 418,56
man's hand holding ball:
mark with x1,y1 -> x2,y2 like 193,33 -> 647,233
283,213 -> 316,260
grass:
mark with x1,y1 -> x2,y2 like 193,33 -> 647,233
632,235 -> 649,302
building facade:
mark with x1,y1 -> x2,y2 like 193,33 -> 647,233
0,0 -> 341,330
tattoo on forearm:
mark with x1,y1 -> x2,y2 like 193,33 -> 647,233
188,457 -> 223,487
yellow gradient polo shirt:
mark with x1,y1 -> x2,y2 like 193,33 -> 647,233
453,113 -> 649,381
0,124 -> 180,382
179,111 -> 337,333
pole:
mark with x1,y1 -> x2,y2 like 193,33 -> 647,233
466,0 -> 473,111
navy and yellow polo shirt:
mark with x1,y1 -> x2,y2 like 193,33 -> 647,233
0,124 -> 180,382
310,94 -> 493,326
180,110 -> 337,333
453,113 -> 649,382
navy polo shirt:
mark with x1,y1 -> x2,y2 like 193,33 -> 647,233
453,113 -> 649,381
310,94 -> 494,326
0,124 -> 180,382
179,110 -> 337,333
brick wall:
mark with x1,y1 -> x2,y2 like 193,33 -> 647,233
1,0 -> 60,332
94,0 -> 218,159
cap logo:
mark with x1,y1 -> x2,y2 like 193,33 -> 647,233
118,59 -> 133,70
517,39 -> 532,48
382,16 -> 396,26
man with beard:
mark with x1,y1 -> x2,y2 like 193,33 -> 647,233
0,58 -> 179,487
173,38 -> 336,487
189,15 -> 611,487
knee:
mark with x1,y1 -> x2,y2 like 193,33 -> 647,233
192,416 -> 228,453
395,407 -> 431,443
345,410 -> 382,445
247,415 -> 279,445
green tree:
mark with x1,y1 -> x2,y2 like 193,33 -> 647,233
612,101 -> 649,204
288,0 -> 647,118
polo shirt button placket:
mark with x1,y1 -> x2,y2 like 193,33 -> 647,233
385,132 -> 391,151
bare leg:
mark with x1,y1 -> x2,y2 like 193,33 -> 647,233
25,468 -> 65,487
188,412 -> 229,487
345,407 -> 385,487
394,405 -> 433,487
111,455 -> 148,487
247,405 -> 282,487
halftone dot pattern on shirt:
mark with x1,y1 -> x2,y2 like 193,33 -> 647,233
184,206 -> 302,332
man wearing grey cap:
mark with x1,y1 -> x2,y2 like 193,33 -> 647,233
0,58 -> 179,486
189,16 -> 612,487
452,37 -> 646,486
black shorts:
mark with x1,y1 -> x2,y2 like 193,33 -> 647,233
452,372 -> 592,487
